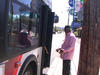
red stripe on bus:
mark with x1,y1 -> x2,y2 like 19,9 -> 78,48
5,55 -> 22,75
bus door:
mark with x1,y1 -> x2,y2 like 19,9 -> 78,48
39,5 -> 54,68
45,8 -> 54,67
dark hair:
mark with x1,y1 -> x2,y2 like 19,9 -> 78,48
64,26 -> 71,32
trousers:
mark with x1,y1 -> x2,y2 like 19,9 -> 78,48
62,60 -> 71,75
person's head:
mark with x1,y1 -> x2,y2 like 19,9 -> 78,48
64,26 -> 71,35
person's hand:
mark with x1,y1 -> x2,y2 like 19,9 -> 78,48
59,49 -> 63,54
60,51 -> 65,59
56,48 -> 61,52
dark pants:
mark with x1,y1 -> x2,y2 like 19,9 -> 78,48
62,60 -> 71,75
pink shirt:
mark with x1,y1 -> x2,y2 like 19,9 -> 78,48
61,32 -> 76,60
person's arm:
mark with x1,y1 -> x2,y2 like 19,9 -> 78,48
62,36 -> 76,53
56,39 -> 65,53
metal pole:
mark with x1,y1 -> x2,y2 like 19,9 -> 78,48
67,7 -> 70,26
73,0 -> 75,29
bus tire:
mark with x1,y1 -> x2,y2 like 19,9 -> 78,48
19,55 -> 37,75
23,64 -> 34,75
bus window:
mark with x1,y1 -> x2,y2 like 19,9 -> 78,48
17,0 -> 32,8
8,0 -> 39,55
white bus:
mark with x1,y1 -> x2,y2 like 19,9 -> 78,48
0,0 -> 54,75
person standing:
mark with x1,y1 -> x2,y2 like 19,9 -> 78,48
56,26 -> 76,75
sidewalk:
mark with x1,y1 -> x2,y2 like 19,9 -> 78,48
43,33 -> 81,75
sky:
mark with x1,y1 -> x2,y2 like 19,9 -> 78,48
52,0 -> 73,27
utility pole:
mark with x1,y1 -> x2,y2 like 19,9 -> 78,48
67,7 -> 70,26
78,0 -> 100,75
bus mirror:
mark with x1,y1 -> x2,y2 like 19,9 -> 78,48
54,15 -> 59,23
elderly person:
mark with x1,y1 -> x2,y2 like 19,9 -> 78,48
56,26 -> 76,75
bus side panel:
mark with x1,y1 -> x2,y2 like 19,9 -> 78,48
5,47 -> 42,75
17,47 -> 42,75
5,55 -> 22,75
0,64 -> 5,75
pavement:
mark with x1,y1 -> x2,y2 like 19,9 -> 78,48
43,32 -> 81,75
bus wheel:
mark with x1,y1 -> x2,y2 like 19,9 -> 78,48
19,55 -> 37,75
24,64 -> 33,75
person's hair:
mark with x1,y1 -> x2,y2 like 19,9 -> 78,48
64,26 -> 71,32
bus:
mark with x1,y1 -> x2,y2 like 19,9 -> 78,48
0,0 -> 54,75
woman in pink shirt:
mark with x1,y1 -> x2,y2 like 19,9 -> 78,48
56,26 -> 76,75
